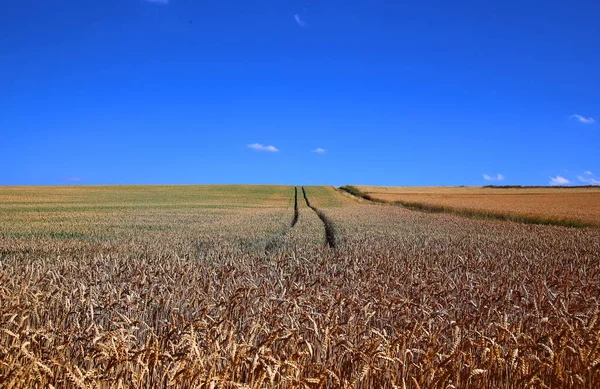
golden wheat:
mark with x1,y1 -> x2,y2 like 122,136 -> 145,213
0,185 -> 599,388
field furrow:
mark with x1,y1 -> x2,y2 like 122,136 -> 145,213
291,186 -> 299,227
301,186 -> 337,248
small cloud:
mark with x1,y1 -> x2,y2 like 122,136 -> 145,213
248,143 -> 279,152
578,171 -> 600,185
312,148 -> 326,154
483,173 -> 504,181
570,114 -> 595,124
294,14 -> 306,27
144,0 -> 169,4
549,175 -> 570,185
577,176 -> 600,185
60,177 -> 81,183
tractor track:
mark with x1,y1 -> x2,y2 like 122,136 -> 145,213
291,187 -> 299,227
265,186 -> 300,252
301,187 -> 337,249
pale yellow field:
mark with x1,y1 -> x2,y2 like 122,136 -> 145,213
2,185 -> 600,388
357,186 -> 600,226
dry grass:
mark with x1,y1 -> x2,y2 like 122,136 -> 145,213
356,186 -> 600,227
1,185 -> 599,388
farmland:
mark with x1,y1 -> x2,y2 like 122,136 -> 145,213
352,185 -> 600,227
1,185 -> 600,388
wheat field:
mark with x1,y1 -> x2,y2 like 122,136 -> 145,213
354,186 -> 600,227
1,185 -> 599,388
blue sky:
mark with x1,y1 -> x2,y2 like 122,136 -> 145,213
1,0 -> 598,186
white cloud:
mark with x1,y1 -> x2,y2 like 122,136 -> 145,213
294,14 -> 306,27
312,148 -> 326,154
570,114 -> 595,124
577,176 -> 600,185
483,173 -> 504,181
248,143 -> 279,152
60,177 -> 81,183
144,0 -> 169,4
549,175 -> 570,185
577,171 -> 600,185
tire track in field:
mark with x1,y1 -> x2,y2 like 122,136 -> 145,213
265,186 -> 300,252
291,187 -> 299,227
301,187 -> 337,249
